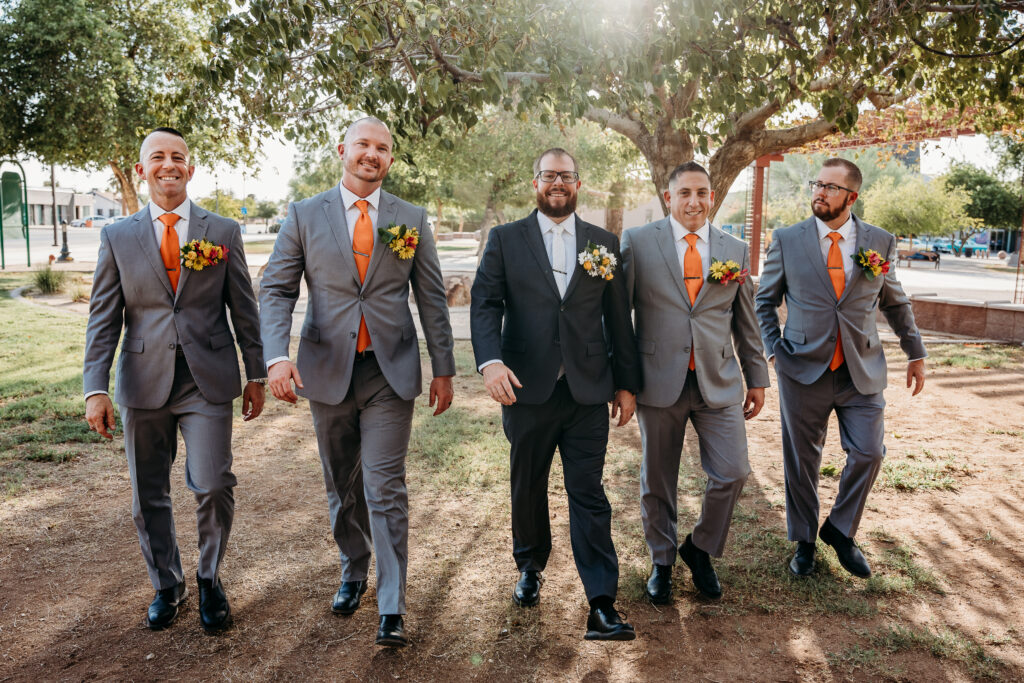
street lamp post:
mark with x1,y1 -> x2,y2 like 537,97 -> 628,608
57,219 -> 72,262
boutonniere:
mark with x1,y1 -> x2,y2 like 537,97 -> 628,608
180,239 -> 229,271
577,241 -> 618,281
377,223 -> 419,260
854,247 -> 890,280
708,258 -> 748,285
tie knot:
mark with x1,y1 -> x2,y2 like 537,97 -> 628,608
158,213 -> 179,229
827,231 -> 842,244
684,233 -> 698,247
355,199 -> 370,215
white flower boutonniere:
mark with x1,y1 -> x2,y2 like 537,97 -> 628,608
577,241 -> 617,281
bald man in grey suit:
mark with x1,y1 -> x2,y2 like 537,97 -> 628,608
260,117 -> 455,647
84,127 -> 265,633
622,162 -> 769,603
756,158 -> 926,580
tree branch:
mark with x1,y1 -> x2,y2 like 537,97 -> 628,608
583,106 -> 648,142
427,37 -> 549,84
758,117 -> 841,154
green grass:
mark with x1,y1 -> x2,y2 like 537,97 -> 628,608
926,343 -> 1024,370
31,266 -> 66,294
879,451 -> 970,492
239,240 -> 277,255
407,405 -> 509,489
0,275 -> 106,494
869,624 -> 1005,679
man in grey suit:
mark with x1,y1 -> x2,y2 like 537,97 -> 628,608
84,127 -> 265,632
622,162 -> 769,603
260,117 -> 455,647
756,158 -> 926,579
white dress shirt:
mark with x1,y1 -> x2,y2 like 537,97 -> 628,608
670,217 -> 710,279
815,214 -> 855,282
150,199 -> 190,249
477,211 -> 576,372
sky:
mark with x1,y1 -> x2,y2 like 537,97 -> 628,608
15,132 -> 999,209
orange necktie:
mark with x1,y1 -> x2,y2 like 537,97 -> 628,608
826,232 -> 845,370
352,200 -> 373,352
683,233 -> 702,371
158,213 -> 180,293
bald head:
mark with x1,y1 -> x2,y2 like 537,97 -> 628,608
139,127 -> 189,164
338,116 -> 395,195
344,117 -> 393,148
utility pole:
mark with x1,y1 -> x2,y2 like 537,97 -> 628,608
50,164 -> 58,246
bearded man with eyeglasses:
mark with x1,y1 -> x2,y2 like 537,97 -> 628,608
755,158 -> 927,580
470,147 -> 641,641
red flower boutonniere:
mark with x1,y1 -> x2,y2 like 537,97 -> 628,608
854,247 -> 890,280
378,223 -> 419,259
708,258 -> 748,285
181,239 -> 229,271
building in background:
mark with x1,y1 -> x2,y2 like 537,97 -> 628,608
26,188 -> 123,227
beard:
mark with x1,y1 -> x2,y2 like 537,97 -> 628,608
812,199 -> 844,223
536,188 -> 577,219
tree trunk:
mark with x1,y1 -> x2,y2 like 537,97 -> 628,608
604,179 -> 627,237
476,194 -> 506,261
436,198 -> 444,227
110,162 -> 140,214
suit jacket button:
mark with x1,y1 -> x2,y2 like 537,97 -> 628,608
359,295 -> 365,301
560,305 -> 566,311
829,336 -> 836,342
173,307 -> 181,313
350,332 -> 357,338
168,343 -> 175,349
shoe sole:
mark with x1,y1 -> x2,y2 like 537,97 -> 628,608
644,589 -> 671,605
375,636 -> 408,647
512,593 -> 539,608
584,629 -> 636,641
820,532 -> 872,579
201,615 -> 233,634
788,564 -> 815,578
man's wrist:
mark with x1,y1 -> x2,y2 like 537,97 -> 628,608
85,390 -> 109,399
247,378 -> 268,385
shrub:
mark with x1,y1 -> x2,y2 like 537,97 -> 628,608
33,266 -> 66,294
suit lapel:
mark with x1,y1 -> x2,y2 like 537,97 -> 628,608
132,207 -> 174,299
655,218 -> 688,304
363,190 -> 398,289
560,217 -> 587,302
798,217 -> 835,297
173,202 -> 209,301
523,211 -> 562,300
691,224 -> 722,311
840,214 -> 870,302
322,187 -> 362,289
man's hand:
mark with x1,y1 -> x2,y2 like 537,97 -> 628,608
610,390 -> 636,427
242,382 -> 266,421
85,394 -> 116,439
907,358 -> 925,396
482,363 -> 522,405
743,387 -> 765,420
429,375 -> 454,416
268,360 -> 304,404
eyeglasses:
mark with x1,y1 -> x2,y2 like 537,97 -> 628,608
535,170 -> 580,184
808,181 -> 855,196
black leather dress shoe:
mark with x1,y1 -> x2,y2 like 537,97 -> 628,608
148,582 -> 187,630
789,541 -> 816,577
645,564 -> 673,605
678,534 -> 722,599
197,573 -> 232,633
820,518 -> 871,578
375,614 -> 408,647
331,580 -> 368,615
584,604 -> 636,641
513,570 -> 542,607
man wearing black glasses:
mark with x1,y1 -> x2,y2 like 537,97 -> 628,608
470,148 -> 641,640
755,158 -> 926,580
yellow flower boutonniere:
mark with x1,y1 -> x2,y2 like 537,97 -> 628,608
708,258 -> 748,285
854,247 -> 890,280
577,240 -> 617,281
180,239 -> 229,271
377,223 -> 419,260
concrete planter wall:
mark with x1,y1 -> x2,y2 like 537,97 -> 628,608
908,295 -> 1024,343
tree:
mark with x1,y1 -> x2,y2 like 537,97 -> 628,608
196,191 -> 243,221
253,199 -> 281,220
861,176 -> 976,245
943,163 -> 1023,230
204,0 -> 1024,216
0,0 -> 249,213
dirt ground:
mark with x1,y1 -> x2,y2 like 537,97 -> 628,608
1,341 -> 1023,682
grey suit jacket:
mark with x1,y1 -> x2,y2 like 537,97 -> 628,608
622,219 -> 769,409
259,186 -> 455,404
755,214 -> 926,395
83,203 -> 264,409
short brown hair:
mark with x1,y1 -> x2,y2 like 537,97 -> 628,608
533,148 -> 578,175
822,158 -> 863,192
667,161 -> 710,189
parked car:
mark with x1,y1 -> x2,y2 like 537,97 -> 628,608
70,215 -> 116,228
931,239 -> 953,254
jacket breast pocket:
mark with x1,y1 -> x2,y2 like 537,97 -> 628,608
122,336 -> 144,353
783,327 -> 806,345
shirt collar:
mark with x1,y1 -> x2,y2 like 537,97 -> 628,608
339,182 -> 381,211
537,210 -> 576,237
149,199 -> 190,222
815,214 -> 854,241
670,216 -> 710,243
